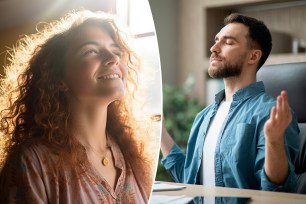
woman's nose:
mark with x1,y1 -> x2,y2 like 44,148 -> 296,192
103,51 -> 120,66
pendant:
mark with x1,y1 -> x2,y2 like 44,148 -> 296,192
102,157 -> 109,166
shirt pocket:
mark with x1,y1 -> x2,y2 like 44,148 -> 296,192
223,123 -> 256,163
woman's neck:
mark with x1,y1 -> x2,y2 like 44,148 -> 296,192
70,102 -> 109,150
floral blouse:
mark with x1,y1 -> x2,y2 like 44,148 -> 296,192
0,138 -> 148,204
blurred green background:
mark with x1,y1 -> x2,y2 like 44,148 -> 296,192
156,77 -> 204,181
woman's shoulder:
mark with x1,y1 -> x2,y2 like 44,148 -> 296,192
0,140 -> 68,203
15,140 -> 56,158
2,140 -> 60,174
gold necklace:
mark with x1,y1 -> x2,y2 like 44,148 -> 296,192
86,133 -> 110,166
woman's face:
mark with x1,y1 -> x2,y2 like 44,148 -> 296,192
64,24 -> 128,104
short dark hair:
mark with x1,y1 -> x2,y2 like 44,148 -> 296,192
224,13 -> 272,70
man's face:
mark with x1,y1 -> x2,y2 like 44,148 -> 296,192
208,23 -> 251,79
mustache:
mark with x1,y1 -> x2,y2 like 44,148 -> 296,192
210,53 -> 223,60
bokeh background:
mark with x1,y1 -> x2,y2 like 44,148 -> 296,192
149,0 -> 306,181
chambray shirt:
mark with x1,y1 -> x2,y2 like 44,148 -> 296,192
162,82 -> 299,193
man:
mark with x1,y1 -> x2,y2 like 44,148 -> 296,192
161,13 -> 299,194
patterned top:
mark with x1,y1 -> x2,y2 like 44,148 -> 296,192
0,138 -> 148,204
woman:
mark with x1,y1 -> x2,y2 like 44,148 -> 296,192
0,10 -> 155,203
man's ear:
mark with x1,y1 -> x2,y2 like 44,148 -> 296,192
248,49 -> 262,65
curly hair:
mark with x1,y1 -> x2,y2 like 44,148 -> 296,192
0,10 -> 154,196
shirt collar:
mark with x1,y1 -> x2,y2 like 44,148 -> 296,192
214,81 -> 265,104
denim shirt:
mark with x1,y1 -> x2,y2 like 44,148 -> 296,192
161,82 -> 299,192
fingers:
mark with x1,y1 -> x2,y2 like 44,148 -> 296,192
276,91 -> 284,114
274,90 -> 292,126
280,91 -> 288,112
281,91 -> 290,115
276,96 -> 281,119
282,91 -> 290,115
281,90 -> 288,103
265,91 -> 292,141
269,106 -> 276,124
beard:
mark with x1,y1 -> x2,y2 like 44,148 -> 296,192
208,55 -> 244,79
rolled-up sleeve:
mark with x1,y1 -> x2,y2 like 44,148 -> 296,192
161,143 -> 186,182
260,164 -> 297,192
257,114 -> 299,192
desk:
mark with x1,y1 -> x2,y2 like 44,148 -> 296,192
151,182 -> 306,204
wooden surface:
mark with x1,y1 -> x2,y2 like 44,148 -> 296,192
151,182 -> 306,204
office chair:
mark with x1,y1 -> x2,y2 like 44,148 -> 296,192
257,62 -> 306,194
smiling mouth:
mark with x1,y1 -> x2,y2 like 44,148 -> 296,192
211,57 -> 222,62
98,74 -> 121,80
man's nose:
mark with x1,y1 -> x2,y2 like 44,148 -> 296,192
210,41 -> 220,53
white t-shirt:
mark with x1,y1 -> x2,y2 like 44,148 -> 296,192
201,100 -> 231,186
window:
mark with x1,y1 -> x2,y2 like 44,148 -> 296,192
117,0 -> 162,117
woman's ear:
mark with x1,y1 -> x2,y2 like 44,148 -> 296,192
248,49 -> 262,66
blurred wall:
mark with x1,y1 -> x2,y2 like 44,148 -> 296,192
173,0 -> 306,104
149,0 -> 177,86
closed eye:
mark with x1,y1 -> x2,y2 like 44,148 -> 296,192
113,51 -> 122,58
225,40 -> 234,45
224,36 -> 237,45
111,47 -> 122,58
82,49 -> 99,57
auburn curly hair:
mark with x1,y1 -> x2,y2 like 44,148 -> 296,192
0,10 -> 154,196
